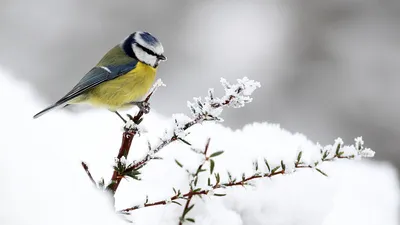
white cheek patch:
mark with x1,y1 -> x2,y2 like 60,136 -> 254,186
132,44 -> 157,67
134,32 -> 164,55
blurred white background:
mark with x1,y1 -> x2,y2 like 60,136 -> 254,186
1,0 -> 399,171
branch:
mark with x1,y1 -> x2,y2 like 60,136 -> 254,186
119,163 -> 302,213
107,79 -> 165,194
178,138 -> 211,224
119,136 -> 374,213
122,77 -> 260,175
108,130 -> 136,193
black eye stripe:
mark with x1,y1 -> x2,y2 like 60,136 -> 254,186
136,44 -> 158,57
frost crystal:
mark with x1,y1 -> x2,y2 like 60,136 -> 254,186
283,162 -> 295,174
123,119 -> 147,135
220,77 -> 261,108
154,78 -> 166,88
115,156 -> 129,166
172,113 -> 191,138
355,136 -> 364,150
333,138 -> 344,150
360,148 -> 375,158
340,146 -> 357,157
187,77 -> 260,121
125,119 -> 136,130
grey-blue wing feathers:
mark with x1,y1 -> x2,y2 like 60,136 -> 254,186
33,61 -> 138,119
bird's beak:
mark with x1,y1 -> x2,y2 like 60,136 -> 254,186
158,54 -> 167,61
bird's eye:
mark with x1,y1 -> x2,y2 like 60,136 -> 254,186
136,44 -> 157,57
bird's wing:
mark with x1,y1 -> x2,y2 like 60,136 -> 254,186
32,61 -> 138,119
55,60 -> 138,105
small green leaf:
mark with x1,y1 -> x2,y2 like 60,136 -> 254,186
253,160 -> 258,171
124,169 -> 141,180
271,166 -> 280,174
264,158 -> 271,172
322,150 -> 329,160
192,188 -> 201,193
297,151 -> 303,163
214,173 -> 220,183
175,159 -> 183,168
280,160 -> 286,171
316,168 -> 328,177
210,159 -> 215,174
208,178 -> 211,186
196,168 -> 207,174
335,143 -> 341,155
210,151 -> 224,158
172,201 -> 182,206
214,193 -> 226,197
178,137 -> 192,146
227,171 -> 232,182
186,218 -> 196,223
183,204 -> 195,217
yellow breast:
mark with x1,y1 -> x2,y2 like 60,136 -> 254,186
86,62 -> 156,110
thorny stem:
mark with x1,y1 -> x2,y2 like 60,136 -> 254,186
119,152 -> 354,213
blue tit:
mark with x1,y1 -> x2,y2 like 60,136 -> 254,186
33,31 -> 167,120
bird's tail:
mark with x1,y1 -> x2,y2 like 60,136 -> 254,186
33,103 -> 66,119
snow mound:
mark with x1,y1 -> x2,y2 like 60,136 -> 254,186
0,67 -> 397,225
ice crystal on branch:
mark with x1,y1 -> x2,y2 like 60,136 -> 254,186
120,77 -> 261,175
187,77 -> 261,120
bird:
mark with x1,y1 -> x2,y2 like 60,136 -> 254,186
33,31 -> 167,121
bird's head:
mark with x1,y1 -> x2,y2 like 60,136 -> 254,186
121,31 -> 167,68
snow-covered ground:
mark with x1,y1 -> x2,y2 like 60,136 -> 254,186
0,67 -> 398,225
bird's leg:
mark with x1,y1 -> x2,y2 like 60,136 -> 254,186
114,111 -> 127,123
129,101 -> 151,114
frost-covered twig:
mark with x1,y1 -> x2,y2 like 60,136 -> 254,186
119,137 -> 374,214
107,79 -> 165,194
122,77 -> 261,176
178,138 -> 211,225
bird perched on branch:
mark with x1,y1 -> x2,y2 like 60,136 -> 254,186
33,31 -> 166,121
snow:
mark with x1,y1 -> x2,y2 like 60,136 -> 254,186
0,67 -> 398,225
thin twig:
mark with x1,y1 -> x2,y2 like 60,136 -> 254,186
179,138 -> 210,224
119,151 -> 354,213
81,162 -> 96,186
122,96 -> 236,175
